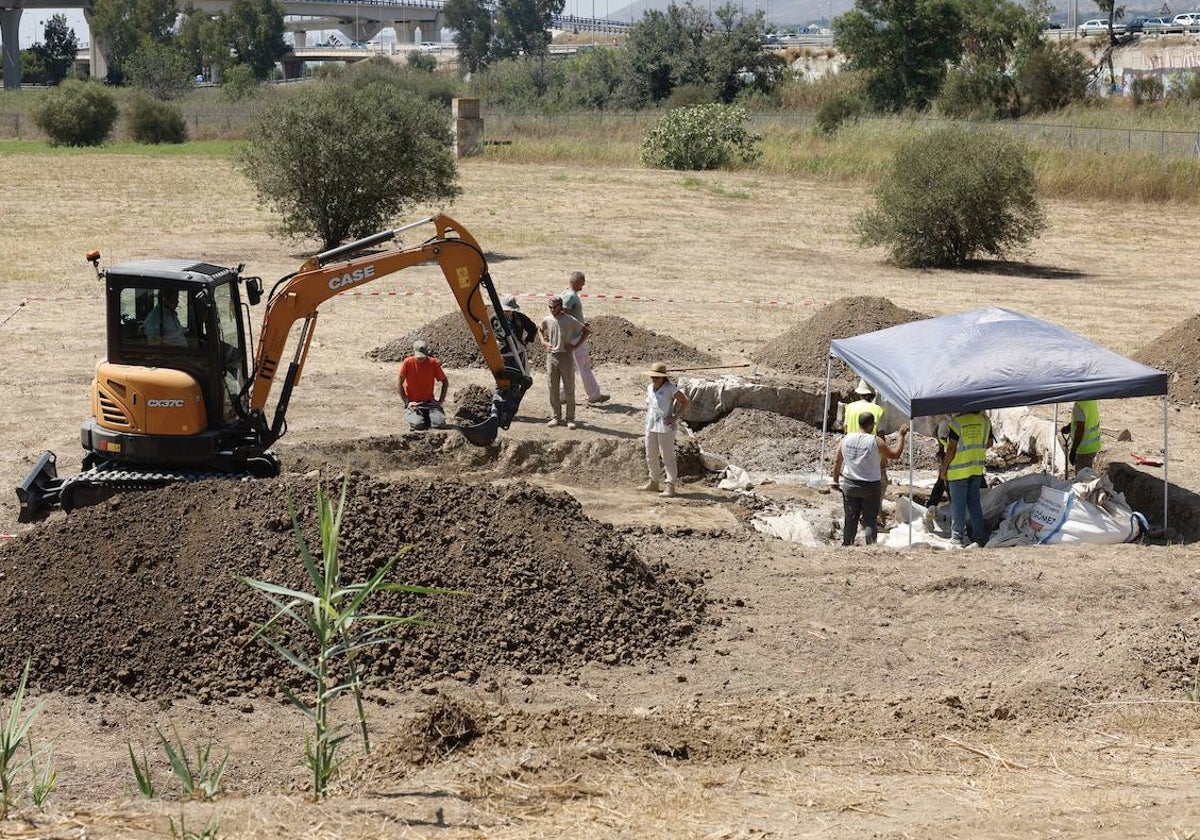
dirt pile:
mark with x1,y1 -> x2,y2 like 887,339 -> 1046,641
1134,314 -> 1200,404
695,408 -> 942,472
453,384 -> 495,425
0,476 -> 705,700
369,313 -> 718,369
751,296 -> 927,382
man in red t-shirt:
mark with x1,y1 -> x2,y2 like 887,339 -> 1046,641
397,340 -> 449,430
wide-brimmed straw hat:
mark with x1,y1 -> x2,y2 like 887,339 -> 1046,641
854,378 -> 874,396
646,362 -> 669,377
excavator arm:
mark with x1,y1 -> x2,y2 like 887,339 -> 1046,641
244,214 -> 530,447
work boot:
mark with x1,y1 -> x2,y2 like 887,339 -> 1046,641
588,394 -> 610,404
659,483 -> 676,498
638,480 -> 659,492
546,418 -> 561,427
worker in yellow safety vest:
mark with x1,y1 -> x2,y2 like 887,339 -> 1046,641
939,410 -> 994,548
1069,399 -> 1101,475
844,379 -> 884,436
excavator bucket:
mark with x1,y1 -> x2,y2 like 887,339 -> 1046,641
16,450 -> 63,524
460,415 -> 500,447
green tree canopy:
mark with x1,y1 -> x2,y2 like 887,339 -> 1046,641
125,41 -> 194,98
222,0 -> 289,79
26,14 -> 80,85
444,0 -> 495,73
89,0 -> 179,83
492,0 -> 565,59
237,80 -> 461,248
833,0 -> 964,111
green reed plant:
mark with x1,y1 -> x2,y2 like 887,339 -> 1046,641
127,726 -> 226,801
241,480 -> 458,799
0,659 -> 45,819
128,741 -> 155,797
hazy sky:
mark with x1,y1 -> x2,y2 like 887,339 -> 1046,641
18,8 -> 88,48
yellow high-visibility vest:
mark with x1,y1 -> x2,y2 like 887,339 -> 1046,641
946,412 -> 990,481
845,400 -> 883,434
1075,400 -> 1101,455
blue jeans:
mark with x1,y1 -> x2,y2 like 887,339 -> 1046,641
948,474 -> 987,546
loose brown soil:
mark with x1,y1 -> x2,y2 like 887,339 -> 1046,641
2,154 -> 1200,838
371,312 -> 719,369
752,295 -> 928,382
1135,312 -> 1200,405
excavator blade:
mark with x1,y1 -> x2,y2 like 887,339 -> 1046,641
16,450 -> 63,524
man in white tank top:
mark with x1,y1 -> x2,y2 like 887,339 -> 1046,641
832,413 -> 908,546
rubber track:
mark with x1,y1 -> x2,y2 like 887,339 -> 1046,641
58,467 -> 251,510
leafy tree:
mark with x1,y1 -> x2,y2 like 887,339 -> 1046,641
223,0 -> 289,80
89,0 -> 179,84
32,79 -> 119,146
857,126 -> 1045,267
177,6 -> 227,80
1013,41 -> 1088,113
624,2 -> 709,103
706,4 -> 782,103
492,0 -> 565,59
237,80 -> 461,248
29,15 -> 80,85
833,0 -> 964,111
221,62 -> 259,100
407,50 -> 438,73
444,0 -> 495,73
125,41 -> 194,99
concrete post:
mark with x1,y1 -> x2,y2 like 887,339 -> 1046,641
1,8 -> 21,90
292,29 -> 307,47
392,21 -> 413,44
452,97 -> 483,158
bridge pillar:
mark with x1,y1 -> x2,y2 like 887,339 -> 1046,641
452,97 -> 482,158
83,9 -> 109,81
280,55 -> 303,79
392,22 -> 414,44
292,30 -> 307,48
1,8 -> 21,90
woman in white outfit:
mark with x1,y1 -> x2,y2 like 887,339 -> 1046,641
639,362 -> 692,498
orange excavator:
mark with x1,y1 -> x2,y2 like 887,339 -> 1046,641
17,214 -> 531,522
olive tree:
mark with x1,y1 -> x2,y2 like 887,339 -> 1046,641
237,81 -> 460,249
857,126 -> 1045,267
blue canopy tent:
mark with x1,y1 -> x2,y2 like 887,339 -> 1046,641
820,307 -> 1171,533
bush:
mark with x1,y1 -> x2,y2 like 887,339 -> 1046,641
31,79 -> 119,147
127,94 -> 188,144
1014,43 -> 1089,115
856,126 -> 1045,268
221,63 -> 259,102
1166,71 -> 1200,103
407,50 -> 437,73
665,83 -> 714,108
937,63 -> 1014,120
814,93 -> 865,136
640,103 -> 762,171
1129,75 -> 1164,106
237,79 -> 460,248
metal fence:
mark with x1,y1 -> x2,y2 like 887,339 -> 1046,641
4,107 -> 1200,158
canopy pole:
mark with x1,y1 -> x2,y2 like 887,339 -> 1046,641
907,423 -> 914,547
1052,404 -> 1060,477
1163,393 -> 1169,534
819,354 -> 833,478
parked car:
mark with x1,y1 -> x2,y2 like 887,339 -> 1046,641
1078,18 -> 1123,36
1172,12 -> 1200,31
418,41 -> 441,52
1125,16 -> 1168,33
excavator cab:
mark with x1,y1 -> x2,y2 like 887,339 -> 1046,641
81,260 -> 261,470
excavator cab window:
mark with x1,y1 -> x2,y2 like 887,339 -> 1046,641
210,281 -> 247,421
120,287 -> 198,349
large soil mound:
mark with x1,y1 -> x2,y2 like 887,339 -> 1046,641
1134,314 -> 1200,405
369,313 -> 719,369
0,476 -> 704,700
752,296 -> 927,382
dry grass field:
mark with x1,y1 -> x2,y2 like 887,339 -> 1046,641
2,147 -> 1200,838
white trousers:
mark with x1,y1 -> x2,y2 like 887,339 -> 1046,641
645,429 -> 679,484
572,341 -> 601,401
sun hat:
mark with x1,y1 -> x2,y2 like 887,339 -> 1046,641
413,339 -> 430,359
854,378 -> 874,396
646,362 -> 669,377
500,294 -> 520,311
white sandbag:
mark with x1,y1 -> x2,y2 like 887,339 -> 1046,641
717,464 -> 754,491
987,472 -> 1146,546
751,509 -> 824,546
